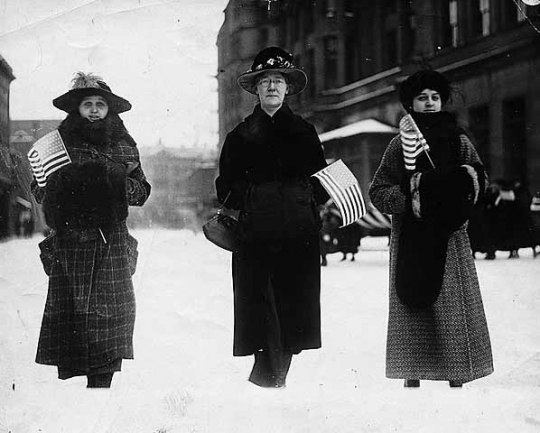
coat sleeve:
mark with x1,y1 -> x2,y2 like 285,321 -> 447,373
369,136 -> 410,215
125,146 -> 151,207
215,130 -> 249,210
459,134 -> 488,193
305,124 -> 330,205
31,179 -> 45,204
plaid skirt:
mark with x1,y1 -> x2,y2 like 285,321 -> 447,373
35,222 -> 138,377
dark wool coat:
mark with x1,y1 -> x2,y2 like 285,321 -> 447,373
32,113 -> 151,377
369,117 -> 494,383
216,104 -> 328,356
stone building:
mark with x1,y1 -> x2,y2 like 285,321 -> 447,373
0,54 -> 15,239
217,0 -> 540,194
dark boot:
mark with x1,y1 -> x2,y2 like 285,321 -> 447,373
508,250 -> 519,259
404,379 -> 420,388
449,380 -> 463,388
87,372 -> 114,388
249,350 -> 291,388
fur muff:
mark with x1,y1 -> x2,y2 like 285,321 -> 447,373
43,161 -> 127,231
396,162 -> 484,308
418,163 -> 484,233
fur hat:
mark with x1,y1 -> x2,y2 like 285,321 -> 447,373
399,70 -> 451,113
237,47 -> 307,95
53,72 -> 132,114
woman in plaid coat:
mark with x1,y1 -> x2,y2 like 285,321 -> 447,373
31,73 -> 151,388
369,70 -> 493,388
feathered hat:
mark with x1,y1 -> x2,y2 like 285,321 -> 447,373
237,47 -> 307,95
53,72 -> 132,114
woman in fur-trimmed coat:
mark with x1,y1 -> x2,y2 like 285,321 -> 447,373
369,70 -> 493,388
31,73 -> 151,388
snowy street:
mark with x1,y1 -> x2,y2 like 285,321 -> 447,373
1,229 -> 539,433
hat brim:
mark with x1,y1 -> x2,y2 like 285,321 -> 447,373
237,69 -> 308,95
53,87 -> 132,114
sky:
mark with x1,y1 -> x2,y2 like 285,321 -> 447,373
0,0 -> 230,150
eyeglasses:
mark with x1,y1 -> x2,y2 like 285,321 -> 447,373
257,78 -> 286,87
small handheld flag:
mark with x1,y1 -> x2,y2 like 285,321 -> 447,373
27,130 -> 71,187
312,159 -> 366,227
399,114 -> 435,170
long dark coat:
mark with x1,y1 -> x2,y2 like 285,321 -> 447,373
369,123 -> 494,383
216,104 -> 328,356
32,114 -> 151,378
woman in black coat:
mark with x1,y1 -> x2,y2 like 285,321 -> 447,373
216,47 -> 329,388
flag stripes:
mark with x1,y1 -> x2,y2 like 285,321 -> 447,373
27,130 -> 71,187
399,114 -> 430,171
357,203 -> 392,230
313,159 -> 366,227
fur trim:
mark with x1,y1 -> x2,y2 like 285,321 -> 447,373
410,172 -> 422,219
58,112 -> 136,149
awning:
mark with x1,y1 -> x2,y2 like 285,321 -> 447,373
319,118 -> 398,143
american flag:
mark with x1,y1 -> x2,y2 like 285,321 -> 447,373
399,114 -> 434,170
313,159 -> 366,227
27,130 -> 71,187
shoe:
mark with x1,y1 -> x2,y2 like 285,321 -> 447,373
404,379 -> 420,388
449,380 -> 463,388
87,373 -> 114,388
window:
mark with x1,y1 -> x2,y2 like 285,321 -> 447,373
344,0 -> 355,18
324,36 -> 338,89
345,35 -> 357,83
498,0 -> 519,29
305,0 -> 314,34
502,97 -> 527,181
439,0 -> 453,49
323,0 -> 336,18
307,48 -> 316,97
382,0 -> 399,67
480,0 -> 491,36
469,0 -> 484,39
449,0 -> 459,47
383,30 -> 398,67
468,105 -> 491,172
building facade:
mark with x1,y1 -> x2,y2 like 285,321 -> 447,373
128,147 -> 217,230
217,0 -> 540,194
0,54 -> 15,239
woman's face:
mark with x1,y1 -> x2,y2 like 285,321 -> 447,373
412,89 -> 442,113
255,72 -> 289,112
78,95 -> 109,121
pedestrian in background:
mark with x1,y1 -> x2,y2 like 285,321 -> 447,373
369,69 -> 493,388
216,47 -> 329,388
32,73 -> 151,388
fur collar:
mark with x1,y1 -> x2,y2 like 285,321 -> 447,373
58,112 -> 137,149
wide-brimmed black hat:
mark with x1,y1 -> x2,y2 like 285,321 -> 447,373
237,47 -> 307,95
399,70 -> 451,113
53,72 -> 132,114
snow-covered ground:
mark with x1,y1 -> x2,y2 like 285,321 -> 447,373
1,229 -> 539,433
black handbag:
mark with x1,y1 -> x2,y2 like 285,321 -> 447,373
203,192 -> 239,252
